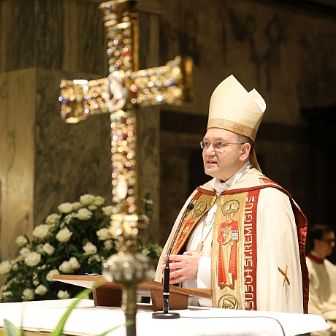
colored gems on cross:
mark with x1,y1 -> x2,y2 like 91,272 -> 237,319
58,1 -> 192,335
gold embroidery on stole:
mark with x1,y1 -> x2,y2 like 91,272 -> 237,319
170,193 -> 217,255
211,192 -> 248,309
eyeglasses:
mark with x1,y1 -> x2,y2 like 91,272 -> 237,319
200,140 -> 245,150
320,238 -> 336,244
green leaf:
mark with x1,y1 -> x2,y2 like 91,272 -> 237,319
45,255 -> 61,264
50,288 -> 91,336
3,319 -> 23,336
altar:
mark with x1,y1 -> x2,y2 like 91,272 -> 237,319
0,299 -> 329,336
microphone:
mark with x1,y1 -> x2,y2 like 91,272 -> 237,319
152,202 -> 195,319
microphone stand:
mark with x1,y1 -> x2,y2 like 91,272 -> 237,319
152,203 -> 194,319
152,258 -> 180,319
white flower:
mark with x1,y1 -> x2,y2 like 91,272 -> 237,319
76,208 -> 92,220
69,257 -> 80,270
72,202 -> 82,210
58,202 -> 73,214
94,196 -> 105,206
83,242 -> 97,255
33,224 -> 50,240
15,235 -> 28,247
46,269 -> 59,282
45,213 -> 60,225
0,193 -> 157,302
1,291 -> 12,300
18,247 -> 31,260
104,240 -> 114,251
36,244 -> 43,253
24,252 -> 41,267
59,261 -> 73,273
102,206 -> 113,216
0,261 -> 11,275
22,288 -> 34,301
96,228 -> 110,241
42,243 -> 55,255
57,290 -> 70,299
20,247 -> 31,257
80,194 -> 95,206
35,284 -> 47,296
56,227 -> 72,242
88,255 -> 101,263
64,213 -> 75,224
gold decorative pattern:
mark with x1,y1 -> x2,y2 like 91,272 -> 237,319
59,0 -> 193,231
278,265 -> 290,287
58,1 -> 192,335
207,118 -> 257,140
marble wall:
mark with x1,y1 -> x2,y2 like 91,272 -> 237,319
0,0 -> 107,74
0,69 -> 36,259
0,0 -> 161,261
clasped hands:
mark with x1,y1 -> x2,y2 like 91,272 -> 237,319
162,251 -> 200,284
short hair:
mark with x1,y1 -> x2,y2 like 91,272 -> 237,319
237,134 -> 254,159
305,224 -> 335,254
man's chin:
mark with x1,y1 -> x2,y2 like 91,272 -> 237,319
204,168 -> 219,178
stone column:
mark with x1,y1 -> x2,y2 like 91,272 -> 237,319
0,69 -> 36,260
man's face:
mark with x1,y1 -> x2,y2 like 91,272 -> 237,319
315,231 -> 336,258
201,128 -> 250,181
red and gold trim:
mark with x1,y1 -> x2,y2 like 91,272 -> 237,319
243,190 -> 259,310
170,178 -> 308,312
221,180 -> 308,312
170,191 -> 216,255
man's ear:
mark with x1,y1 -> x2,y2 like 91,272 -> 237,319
240,143 -> 251,161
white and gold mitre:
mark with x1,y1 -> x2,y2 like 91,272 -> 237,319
207,75 -> 266,141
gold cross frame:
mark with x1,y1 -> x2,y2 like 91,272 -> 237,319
59,0 -> 192,243
58,1 -> 192,335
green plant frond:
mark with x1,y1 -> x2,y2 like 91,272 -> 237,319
50,288 -> 92,336
3,319 -> 23,336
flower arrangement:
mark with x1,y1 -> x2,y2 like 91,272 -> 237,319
0,194 -> 162,302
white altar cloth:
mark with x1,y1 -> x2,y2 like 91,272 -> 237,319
0,299 -> 329,336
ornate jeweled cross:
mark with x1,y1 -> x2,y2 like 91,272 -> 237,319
58,1 -> 192,335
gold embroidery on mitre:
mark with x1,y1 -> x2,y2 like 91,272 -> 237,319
207,118 -> 257,141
